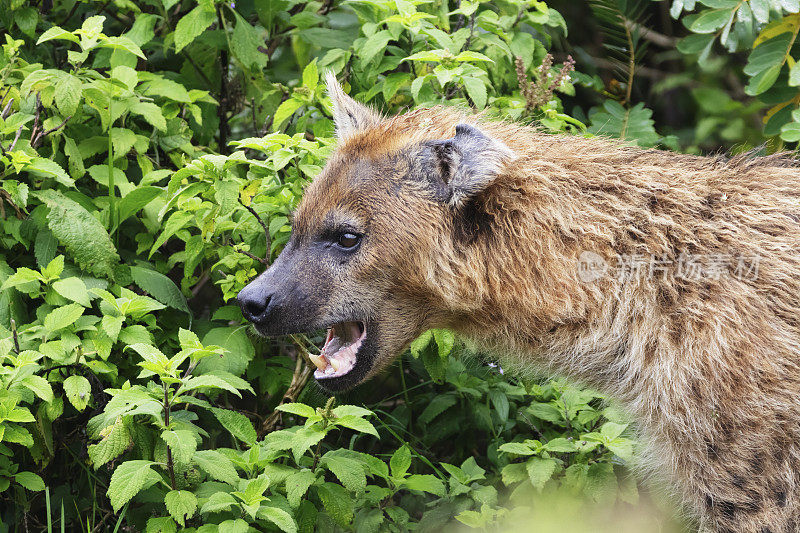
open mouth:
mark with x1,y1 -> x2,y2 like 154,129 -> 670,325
308,321 -> 366,380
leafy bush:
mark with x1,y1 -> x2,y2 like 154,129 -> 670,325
0,0 -> 790,530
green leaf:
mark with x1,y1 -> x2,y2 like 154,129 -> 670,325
585,462 -> 618,504
360,30 -> 392,64
44,303 -> 85,333
462,77 -> 487,108
25,158 -> 74,187
63,375 -> 91,411
419,394 -> 457,424
37,26 -> 79,45
688,8 -> 734,33
52,277 -> 90,307
14,472 -> 45,491
63,137 -> 85,179
108,460 -> 158,512
498,442 -> 536,456
276,403 -> 316,418
230,10 -> 267,70
402,474 -> 445,496
130,265 -> 189,314
745,64 -> 782,95
543,437 -> 578,453
390,445 -> 412,478
302,58 -> 319,90
165,490 -> 197,526
273,98 -> 304,128
129,102 -> 167,131
37,190 -> 119,279
211,408 -> 257,445
150,211 -> 193,258
88,416 -> 132,468
118,186 -> 163,224
286,469 -> 317,507
161,430 -> 197,465
200,491 -> 237,514
257,506 -> 298,533
193,450 -> 240,485
21,375 -> 54,402
453,51 -> 493,63
316,482 -> 354,527
174,4 -> 216,52
333,415 -> 378,437
181,375 -> 242,398
196,326 -> 254,377
322,454 -> 367,493
5,407 -> 35,423
54,74 -> 82,116
525,457 -> 558,490
102,36 -> 146,59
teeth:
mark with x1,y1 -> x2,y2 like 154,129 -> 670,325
330,358 -> 340,371
309,353 -> 328,371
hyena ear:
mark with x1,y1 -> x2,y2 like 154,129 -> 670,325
325,72 -> 383,139
427,123 -> 514,207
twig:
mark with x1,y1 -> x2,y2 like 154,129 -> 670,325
1,99 -> 13,119
163,386 -> 177,490
0,188 -> 25,218
461,13 -> 476,52
10,318 -> 20,354
240,199 -> 271,251
1,125 -> 23,155
190,270 -> 211,298
217,5 -> 230,155
182,52 -> 213,89
30,93 -> 42,143
31,115 -> 71,148
238,247 -> 268,265
89,510 -> 114,533
59,0 -> 81,26
259,340 -> 313,437
0,87 -> 10,109
625,20 -> 677,48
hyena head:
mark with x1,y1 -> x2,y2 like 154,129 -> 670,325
238,73 -> 513,391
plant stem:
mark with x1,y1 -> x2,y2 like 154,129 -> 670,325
163,385 -> 176,490
217,5 -> 231,155
107,90 -> 116,234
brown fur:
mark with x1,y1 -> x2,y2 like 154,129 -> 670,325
241,77 -> 800,531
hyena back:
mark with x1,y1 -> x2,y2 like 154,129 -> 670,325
238,74 -> 800,532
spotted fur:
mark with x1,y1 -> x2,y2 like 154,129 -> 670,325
243,77 -> 800,531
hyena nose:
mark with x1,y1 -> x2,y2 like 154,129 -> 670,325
237,287 -> 272,323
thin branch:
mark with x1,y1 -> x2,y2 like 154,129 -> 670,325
1,99 -> 13,119
59,0 -> 81,26
259,344 -> 313,437
30,93 -> 42,143
625,20 -> 677,48
182,51 -> 213,89
32,115 -> 71,148
238,247 -> 268,265
0,87 -> 10,109
1,125 -> 23,155
10,319 -> 20,354
0,188 -> 25,218
240,199 -> 271,252
163,386 -> 177,490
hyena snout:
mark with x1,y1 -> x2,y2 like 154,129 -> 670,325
237,253 -> 321,336
236,281 -> 273,324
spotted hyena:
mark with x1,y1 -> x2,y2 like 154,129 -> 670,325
238,73 -> 800,532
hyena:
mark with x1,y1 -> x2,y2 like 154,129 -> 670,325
238,73 -> 800,532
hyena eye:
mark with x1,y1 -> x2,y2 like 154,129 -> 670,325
336,232 -> 361,249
